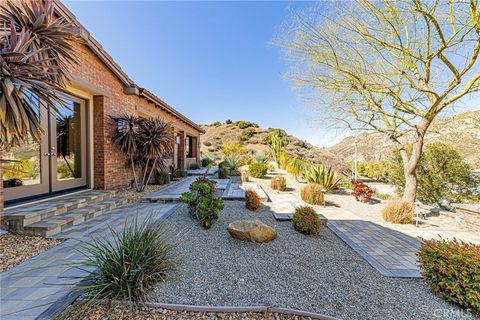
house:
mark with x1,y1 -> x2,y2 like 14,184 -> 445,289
0,0 -> 204,209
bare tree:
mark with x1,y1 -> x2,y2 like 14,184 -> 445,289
278,0 -> 480,202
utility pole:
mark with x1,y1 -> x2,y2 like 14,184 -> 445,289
354,141 -> 358,180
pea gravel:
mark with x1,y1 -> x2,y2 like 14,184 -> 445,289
150,201 -> 476,320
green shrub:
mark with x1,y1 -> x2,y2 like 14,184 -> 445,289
155,171 -> 170,185
271,175 -> 287,191
203,141 -> 212,147
225,119 -> 232,124
180,177 -> 223,229
240,128 -> 256,142
386,142 -> 478,205
418,239 -> 480,314
212,121 -> 221,126
218,166 -> 229,179
234,120 -> 258,129
201,156 -> 213,167
381,200 -> 414,224
245,189 -> 260,211
189,162 -> 200,170
75,215 -> 174,302
292,206 -> 322,235
249,163 -> 268,178
301,183 -> 324,205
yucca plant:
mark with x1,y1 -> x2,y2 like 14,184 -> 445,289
110,114 -> 173,192
0,0 -> 78,148
223,153 -> 244,172
74,215 -> 174,302
303,164 -> 342,192
253,150 -> 269,164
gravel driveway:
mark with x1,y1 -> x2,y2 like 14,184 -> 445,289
150,201 -> 473,320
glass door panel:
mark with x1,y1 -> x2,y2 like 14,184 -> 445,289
51,95 -> 87,192
3,107 -> 49,201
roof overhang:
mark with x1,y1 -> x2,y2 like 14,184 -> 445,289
54,0 -> 205,134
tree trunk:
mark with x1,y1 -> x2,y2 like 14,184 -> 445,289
396,118 -> 432,203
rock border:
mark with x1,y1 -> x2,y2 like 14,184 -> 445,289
71,299 -> 340,320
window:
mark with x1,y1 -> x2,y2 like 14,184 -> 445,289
185,136 -> 193,158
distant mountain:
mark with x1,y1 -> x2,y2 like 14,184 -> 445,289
200,122 -> 347,172
326,111 -> 480,168
200,110 -> 480,172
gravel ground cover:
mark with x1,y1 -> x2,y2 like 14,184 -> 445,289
0,233 -> 62,272
150,201 -> 474,320
58,303 -> 317,320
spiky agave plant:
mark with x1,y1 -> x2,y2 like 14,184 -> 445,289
0,0 -> 78,148
303,164 -> 342,192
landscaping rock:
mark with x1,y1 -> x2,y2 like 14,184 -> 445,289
227,220 -> 276,243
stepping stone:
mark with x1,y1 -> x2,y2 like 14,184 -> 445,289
241,182 -> 269,201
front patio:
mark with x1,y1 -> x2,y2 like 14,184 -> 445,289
1,169 -> 478,319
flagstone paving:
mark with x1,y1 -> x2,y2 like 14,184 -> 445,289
187,166 -> 219,176
254,176 -> 422,278
0,202 -> 179,320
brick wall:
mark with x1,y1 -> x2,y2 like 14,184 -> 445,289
67,41 -> 201,190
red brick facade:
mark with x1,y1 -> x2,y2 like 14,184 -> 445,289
0,1 -> 202,210
65,39 -> 202,191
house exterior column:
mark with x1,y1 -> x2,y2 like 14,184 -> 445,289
178,131 -> 186,170
92,95 -> 106,189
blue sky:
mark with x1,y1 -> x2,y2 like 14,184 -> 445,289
64,0 -> 345,147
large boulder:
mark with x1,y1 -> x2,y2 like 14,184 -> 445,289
227,220 -> 276,243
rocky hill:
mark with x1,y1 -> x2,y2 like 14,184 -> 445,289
200,111 -> 480,171
200,122 -> 346,171
326,111 -> 480,168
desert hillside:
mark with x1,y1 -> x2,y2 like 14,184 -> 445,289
200,110 -> 480,171
200,122 -> 346,171
327,111 -> 480,167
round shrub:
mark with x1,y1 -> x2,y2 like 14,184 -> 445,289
218,166 -> 229,179
189,162 -> 200,170
300,183 -> 324,205
245,189 -> 260,211
381,200 -> 414,224
418,239 -> 480,313
292,206 -> 322,235
201,157 -> 213,167
249,163 -> 268,178
270,176 -> 287,191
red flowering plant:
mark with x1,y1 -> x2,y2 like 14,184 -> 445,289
351,179 -> 373,202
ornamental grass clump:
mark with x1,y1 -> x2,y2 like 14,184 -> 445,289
75,216 -> 174,302
418,239 -> 480,314
292,206 -> 323,235
245,189 -> 260,211
381,200 -> 414,224
301,183 -> 324,205
270,176 -> 287,191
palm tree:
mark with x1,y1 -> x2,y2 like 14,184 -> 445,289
0,0 -> 78,149
110,114 -> 173,192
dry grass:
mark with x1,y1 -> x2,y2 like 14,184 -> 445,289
381,200 -> 414,224
300,183 -> 324,205
0,233 -> 62,272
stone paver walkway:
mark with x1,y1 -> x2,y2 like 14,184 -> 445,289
145,176 -> 197,201
187,166 -> 219,176
0,202 -> 179,320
